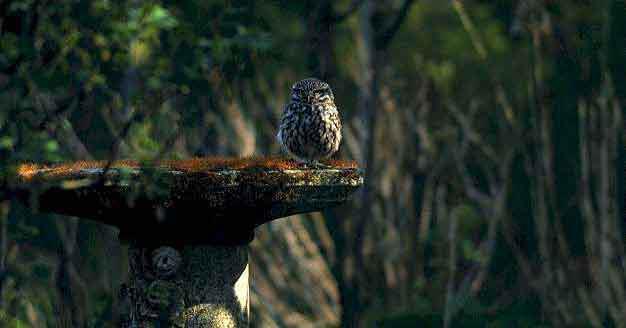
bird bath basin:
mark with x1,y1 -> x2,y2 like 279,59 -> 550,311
12,157 -> 363,327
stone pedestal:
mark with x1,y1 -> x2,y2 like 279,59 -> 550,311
12,158 -> 363,327
121,244 -> 249,327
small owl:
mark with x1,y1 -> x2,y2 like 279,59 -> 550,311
277,78 -> 342,166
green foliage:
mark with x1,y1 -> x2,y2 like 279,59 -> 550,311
0,310 -> 29,328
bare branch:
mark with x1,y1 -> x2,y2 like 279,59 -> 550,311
376,0 -> 417,49
333,0 -> 366,22
447,103 -> 499,161
451,0 -> 487,59
453,136 -> 490,207
442,184 -> 456,328
33,91 -> 93,161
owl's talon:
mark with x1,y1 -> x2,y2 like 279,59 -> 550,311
310,161 -> 330,169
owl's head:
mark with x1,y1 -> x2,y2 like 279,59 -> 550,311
290,78 -> 335,104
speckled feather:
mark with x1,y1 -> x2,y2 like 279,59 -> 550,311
277,78 -> 342,162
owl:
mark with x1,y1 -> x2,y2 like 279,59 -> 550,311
277,78 -> 342,167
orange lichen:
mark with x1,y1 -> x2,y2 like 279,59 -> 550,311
17,156 -> 359,181
164,157 -> 357,171
16,163 -> 41,180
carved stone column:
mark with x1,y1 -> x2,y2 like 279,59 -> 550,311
120,244 -> 249,327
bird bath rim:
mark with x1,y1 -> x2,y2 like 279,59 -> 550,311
12,157 -> 363,245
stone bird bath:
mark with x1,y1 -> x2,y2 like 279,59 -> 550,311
12,157 -> 363,327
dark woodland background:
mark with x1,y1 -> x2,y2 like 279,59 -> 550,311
0,0 -> 625,327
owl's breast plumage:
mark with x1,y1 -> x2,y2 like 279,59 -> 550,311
278,101 -> 341,161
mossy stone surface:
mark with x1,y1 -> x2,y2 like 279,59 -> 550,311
15,157 -> 363,245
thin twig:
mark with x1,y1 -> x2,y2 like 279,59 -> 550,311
451,0 -> 487,59
441,185 -> 456,328
376,0 -> 417,49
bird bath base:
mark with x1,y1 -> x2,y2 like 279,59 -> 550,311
119,243 -> 249,327
13,157 -> 363,327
